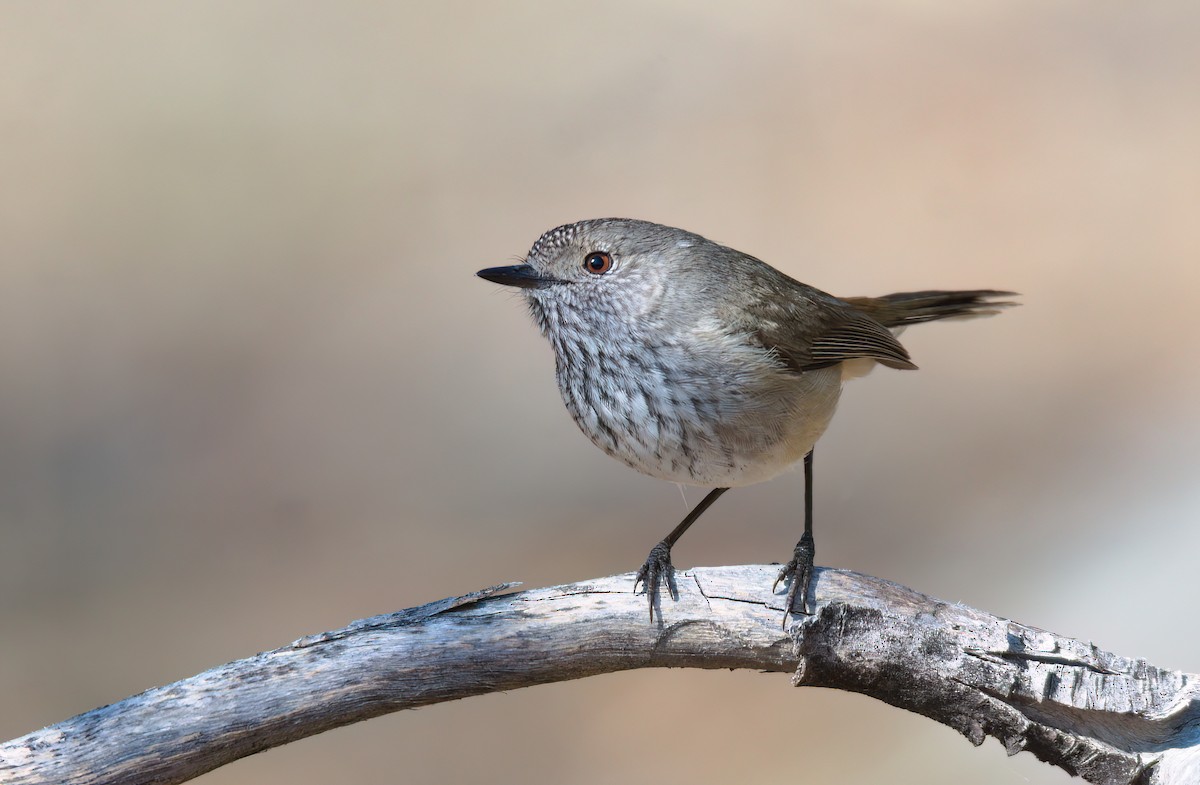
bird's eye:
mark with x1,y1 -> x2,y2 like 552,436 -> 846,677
583,251 -> 613,275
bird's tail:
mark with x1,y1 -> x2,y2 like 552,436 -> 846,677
844,290 -> 1018,329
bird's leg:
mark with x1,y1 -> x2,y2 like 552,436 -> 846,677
634,486 -> 729,622
773,449 -> 815,626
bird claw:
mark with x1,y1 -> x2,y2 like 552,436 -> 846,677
774,531 -> 815,627
633,540 -> 677,622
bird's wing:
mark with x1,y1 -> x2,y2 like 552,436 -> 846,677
746,289 -> 917,373
806,308 -> 916,370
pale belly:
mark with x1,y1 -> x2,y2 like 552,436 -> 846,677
560,361 -> 844,488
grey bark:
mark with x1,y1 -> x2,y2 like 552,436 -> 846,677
1,566 -> 1197,785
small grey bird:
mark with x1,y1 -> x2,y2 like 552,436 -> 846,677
478,218 -> 1014,623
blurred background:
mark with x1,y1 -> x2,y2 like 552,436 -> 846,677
2,2 -> 1198,783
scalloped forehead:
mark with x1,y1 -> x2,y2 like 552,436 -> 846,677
528,222 -> 581,259
526,218 -> 700,262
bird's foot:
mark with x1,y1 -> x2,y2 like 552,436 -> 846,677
633,540 -> 677,622
772,531 -> 815,627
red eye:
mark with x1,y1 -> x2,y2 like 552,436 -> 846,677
583,251 -> 613,275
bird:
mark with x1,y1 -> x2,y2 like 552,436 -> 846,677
477,218 -> 1015,623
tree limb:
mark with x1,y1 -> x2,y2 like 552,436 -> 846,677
1,566 -> 1197,785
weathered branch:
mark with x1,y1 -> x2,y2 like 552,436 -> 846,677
2,566 -> 1197,785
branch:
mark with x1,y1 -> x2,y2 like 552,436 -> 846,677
2,566 -> 1197,785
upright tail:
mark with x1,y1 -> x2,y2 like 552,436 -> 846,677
844,290 -> 1018,329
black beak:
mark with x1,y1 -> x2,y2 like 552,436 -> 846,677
476,264 -> 559,289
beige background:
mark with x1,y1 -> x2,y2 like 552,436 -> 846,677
3,2 -> 1198,783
